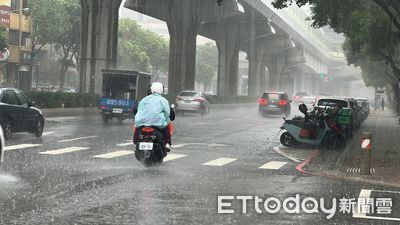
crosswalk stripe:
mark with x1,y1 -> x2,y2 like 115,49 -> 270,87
163,154 -> 187,162
4,144 -> 41,151
202,158 -> 237,166
116,142 -> 134,147
93,150 -> 134,159
38,147 -> 90,155
258,161 -> 288,170
58,135 -> 98,143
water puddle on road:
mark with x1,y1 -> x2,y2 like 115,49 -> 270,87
0,169 -> 25,189
0,173 -> 19,183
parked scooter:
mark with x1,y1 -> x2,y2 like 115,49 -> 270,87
279,104 -> 345,150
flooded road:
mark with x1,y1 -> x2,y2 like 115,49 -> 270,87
0,105 -> 399,225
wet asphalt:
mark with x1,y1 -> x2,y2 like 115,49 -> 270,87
0,104 -> 399,225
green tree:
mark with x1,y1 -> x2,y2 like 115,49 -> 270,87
271,0 -> 400,111
117,19 -> 168,78
196,43 -> 218,91
54,0 -> 80,90
30,0 -> 80,90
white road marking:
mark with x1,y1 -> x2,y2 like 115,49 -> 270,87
259,161 -> 288,170
202,158 -> 237,166
353,215 -> 400,222
93,150 -> 134,159
192,122 -> 205,126
58,135 -> 98,143
42,131 -> 55,136
39,147 -> 90,155
172,143 -> 229,149
352,189 -> 400,221
116,142 -> 134,147
273,146 -> 301,163
370,189 -> 400,194
172,143 -> 204,149
208,143 -> 229,147
4,144 -> 42,151
163,154 -> 187,162
353,189 -> 372,218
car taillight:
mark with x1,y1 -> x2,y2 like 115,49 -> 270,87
279,100 -> 288,106
194,98 -> 204,102
99,105 -> 106,110
142,127 -> 154,133
259,98 -> 268,106
176,96 -> 183,101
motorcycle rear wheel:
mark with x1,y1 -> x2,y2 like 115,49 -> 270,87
280,132 -> 297,147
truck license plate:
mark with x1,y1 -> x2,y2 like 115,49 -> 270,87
139,142 -> 153,151
112,108 -> 123,113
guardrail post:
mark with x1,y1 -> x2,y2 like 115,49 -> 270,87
360,132 -> 372,175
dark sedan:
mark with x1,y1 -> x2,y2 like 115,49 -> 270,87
0,88 -> 45,139
259,92 -> 291,116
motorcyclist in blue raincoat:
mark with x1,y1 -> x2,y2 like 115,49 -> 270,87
134,82 -> 172,148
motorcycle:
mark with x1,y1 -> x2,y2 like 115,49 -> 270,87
134,104 -> 175,166
279,104 -> 345,150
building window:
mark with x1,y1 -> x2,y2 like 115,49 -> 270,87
9,30 -> 20,46
21,32 -> 30,47
10,0 -> 19,11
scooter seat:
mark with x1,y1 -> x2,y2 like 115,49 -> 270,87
286,120 -> 317,130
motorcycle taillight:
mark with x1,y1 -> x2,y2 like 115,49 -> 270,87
142,127 -> 154,133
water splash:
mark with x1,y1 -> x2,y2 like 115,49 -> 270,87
0,173 -> 20,183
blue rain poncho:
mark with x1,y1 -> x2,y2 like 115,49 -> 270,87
134,93 -> 170,128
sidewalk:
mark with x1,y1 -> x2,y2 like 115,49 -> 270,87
308,109 -> 400,187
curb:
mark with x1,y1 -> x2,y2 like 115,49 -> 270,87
296,149 -> 400,188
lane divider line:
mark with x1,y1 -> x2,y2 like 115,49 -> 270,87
4,144 -> 42,151
93,150 -> 134,159
39,147 -> 90,155
58,136 -> 98,143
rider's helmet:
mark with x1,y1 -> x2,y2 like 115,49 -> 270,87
150,82 -> 164,95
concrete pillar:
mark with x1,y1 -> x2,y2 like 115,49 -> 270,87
259,62 -> 268,93
166,0 -> 200,97
266,57 -> 285,91
293,69 -> 304,94
79,0 -> 121,94
248,50 -> 264,96
216,22 -> 240,96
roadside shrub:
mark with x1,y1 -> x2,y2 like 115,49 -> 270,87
24,91 -> 99,109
